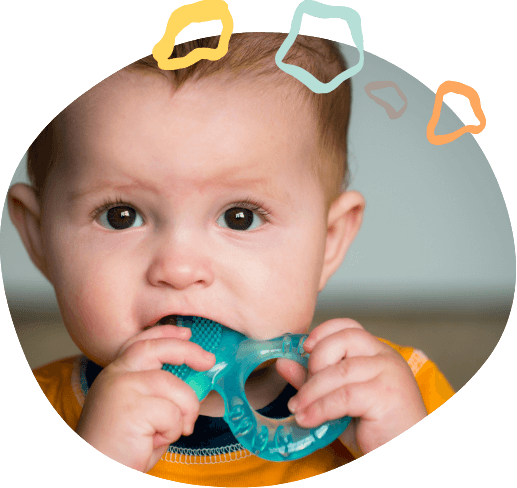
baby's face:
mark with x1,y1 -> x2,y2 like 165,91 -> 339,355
39,72 -> 330,367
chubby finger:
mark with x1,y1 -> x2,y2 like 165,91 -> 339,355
308,327 -> 385,375
303,318 -> 364,351
119,325 -> 192,356
139,395 -> 186,445
115,337 -> 216,373
276,358 -> 307,390
288,356 -> 385,414
129,369 -> 202,435
294,379 -> 379,428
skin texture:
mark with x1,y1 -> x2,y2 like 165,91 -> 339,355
8,71 -> 426,472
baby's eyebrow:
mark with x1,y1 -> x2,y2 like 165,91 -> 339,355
67,176 -> 292,206
210,174 -> 292,206
67,180 -> 160,201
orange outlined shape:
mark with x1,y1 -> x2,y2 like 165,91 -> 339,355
152,0 -> 233,71
427,81 -> 486,145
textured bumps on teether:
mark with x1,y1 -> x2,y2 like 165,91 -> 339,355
161,315 -> 352,461
162,316 -> 222,379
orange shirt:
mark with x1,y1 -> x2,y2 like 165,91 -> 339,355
33,338 -> 454,486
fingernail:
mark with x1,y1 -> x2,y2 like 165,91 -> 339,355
202,352 -> 216,368
295,410 -> 306,424
288,398 -> 298,413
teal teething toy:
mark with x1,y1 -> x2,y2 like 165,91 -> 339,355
162,315 -> 352,462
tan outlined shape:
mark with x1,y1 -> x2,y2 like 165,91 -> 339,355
152,0 -> 233,70
427,81 -> 486,145
364,81 -> 408,120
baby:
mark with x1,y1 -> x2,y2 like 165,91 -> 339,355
8,33 -> 453,486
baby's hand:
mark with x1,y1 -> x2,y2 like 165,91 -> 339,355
276,319 -> 427,458
75,325 -> 216,472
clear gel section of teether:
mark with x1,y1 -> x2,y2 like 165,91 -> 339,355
217,333 -> 351,461
162,317 -> 351,461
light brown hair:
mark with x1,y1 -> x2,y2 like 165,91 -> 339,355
28,33 -> 351,206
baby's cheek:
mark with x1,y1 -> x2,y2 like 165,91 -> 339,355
61,262 -> 133,352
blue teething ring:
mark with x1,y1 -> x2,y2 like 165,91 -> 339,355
162,316 -> 352,462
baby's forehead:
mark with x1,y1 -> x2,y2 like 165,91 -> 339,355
53,68 -> 322,190
60,67 -> 318,153
72,65 -> 311,115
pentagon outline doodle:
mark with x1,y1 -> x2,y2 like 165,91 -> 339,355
275,0 -> 365,94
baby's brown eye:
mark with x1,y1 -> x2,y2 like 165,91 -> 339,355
217,207 -> 263,231
99,206 -> 144,230
225,208 -> 253,230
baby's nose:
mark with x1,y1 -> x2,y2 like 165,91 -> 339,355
146,230 -> 214,290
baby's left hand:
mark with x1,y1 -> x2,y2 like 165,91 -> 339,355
276,319 -> 427,458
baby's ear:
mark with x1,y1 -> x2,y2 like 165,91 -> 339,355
319,190 -> 365,291
7,183 -> 50,281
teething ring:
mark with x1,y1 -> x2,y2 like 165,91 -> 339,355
220,333 -> 352,461
162,316 -> 352,462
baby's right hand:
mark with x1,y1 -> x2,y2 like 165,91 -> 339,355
75,325 -> 216,472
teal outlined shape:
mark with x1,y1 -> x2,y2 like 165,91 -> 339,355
275,0 -> 365,94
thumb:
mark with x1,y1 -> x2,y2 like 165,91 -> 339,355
276,358 -> 307,390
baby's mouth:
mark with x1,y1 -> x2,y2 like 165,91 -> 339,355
156,315 -> 178,326
144,315 -> 178,330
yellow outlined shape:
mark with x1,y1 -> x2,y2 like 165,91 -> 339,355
152,0 -> 234,70
427,81 -> 486,145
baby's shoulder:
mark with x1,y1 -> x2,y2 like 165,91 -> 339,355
32,355 -> 85,428
33,355 -> 79,383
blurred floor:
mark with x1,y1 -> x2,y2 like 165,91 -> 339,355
9,305 -> 510,393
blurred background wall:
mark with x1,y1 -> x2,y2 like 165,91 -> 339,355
1,44 -> 514,392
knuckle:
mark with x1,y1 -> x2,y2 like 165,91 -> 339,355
328,319 -> 363,338
380,352 -> 406,373
110,371 -> 133,392
344,326 -> 368,340
169,407 -> 183,428
127,338 -> 152,357
339,318 -> 364,330
330,386 -> 350,411
335,385 -> 351,409
162,373 -> 199,407
168,403 -> 183,422
314,318 -> 363,338
113,368 -> 133,388
329,384 -> 354,418
334,360 -> 351,381
316,388 -> 348,422
163,407 -> 184,438
162,370 -> 189,393
306,398 -> 326,422
307,351 -> 321,373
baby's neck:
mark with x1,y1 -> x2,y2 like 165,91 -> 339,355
199,362 -> 288,417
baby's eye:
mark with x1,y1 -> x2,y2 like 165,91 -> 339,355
217,207 -> 265,231
98,205 -> 144,230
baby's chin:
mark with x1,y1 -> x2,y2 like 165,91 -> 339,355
80,350 -> 112,369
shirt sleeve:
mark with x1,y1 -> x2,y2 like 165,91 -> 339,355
377,338 -> 455,414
